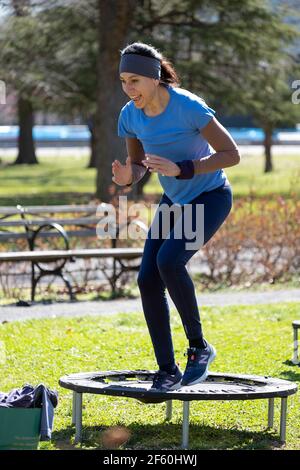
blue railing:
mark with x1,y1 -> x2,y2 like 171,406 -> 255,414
0,125 -> 299,145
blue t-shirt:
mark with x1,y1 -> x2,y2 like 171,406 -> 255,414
118,85 -> 228,205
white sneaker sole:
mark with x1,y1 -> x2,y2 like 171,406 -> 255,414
181,345 -> 217,386
168,379 -> 183,391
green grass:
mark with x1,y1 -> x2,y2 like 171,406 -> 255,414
0,302 -> 299,450
0,150 -> 299,206
0,153 -> 95,206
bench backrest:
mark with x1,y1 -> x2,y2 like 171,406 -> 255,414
0,204 -> 148,249
0,203 -> 114,246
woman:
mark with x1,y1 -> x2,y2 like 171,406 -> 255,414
112,42 -> 240,392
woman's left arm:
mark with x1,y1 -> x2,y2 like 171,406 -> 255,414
141,117 -> 240,178
193,117 -> 241,175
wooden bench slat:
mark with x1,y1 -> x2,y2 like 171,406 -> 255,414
0,217 -> 104,227
0,232 -> 29,241
0,248 -> 143,262
0,229 -> 100,241
0,204 -> 109,215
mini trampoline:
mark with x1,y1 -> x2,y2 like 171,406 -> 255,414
59,370 -> 297,449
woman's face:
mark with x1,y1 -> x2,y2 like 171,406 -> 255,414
120,72 -> 158,108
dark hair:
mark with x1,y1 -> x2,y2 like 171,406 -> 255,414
120,42 -> 180,87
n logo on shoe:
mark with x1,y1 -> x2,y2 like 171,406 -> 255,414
164,379 -> 176,387
199,354 -> 208,364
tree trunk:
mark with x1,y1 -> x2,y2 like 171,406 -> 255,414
12,2 -> 38,165
94,0 -> 137,202
14,97 -> 38,165
87,116 -> 97,168
263,126 -> 273,173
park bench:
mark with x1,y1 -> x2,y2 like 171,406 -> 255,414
0,204 -> 147,302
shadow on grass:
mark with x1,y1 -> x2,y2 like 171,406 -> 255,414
279,363 -> 300,382
51,422 -> 283,451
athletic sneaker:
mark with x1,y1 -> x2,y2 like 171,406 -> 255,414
181,343 -> 216,386
150,367 -> 183,392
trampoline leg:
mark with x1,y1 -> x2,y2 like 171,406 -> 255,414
72,391 -> 77,425
280,397 -> 287,444
268,398 -> 274,428
292,326 -> 299,364
74,393 -> 83,444
166,400 -> 172,421
181,401 -> 190,449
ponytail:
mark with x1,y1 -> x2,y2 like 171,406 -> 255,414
160,57 -> 180,87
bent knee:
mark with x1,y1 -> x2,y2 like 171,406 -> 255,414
137,269 -> 158,290
156,252 -> 176,275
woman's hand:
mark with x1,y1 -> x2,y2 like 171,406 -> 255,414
142,154 -> 181,177
112,156 -> 133,185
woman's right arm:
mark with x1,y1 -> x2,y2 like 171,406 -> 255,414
112,137 -> 148,186
125,137 -> 147,186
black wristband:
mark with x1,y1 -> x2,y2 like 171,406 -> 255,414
175,160 -> 195,179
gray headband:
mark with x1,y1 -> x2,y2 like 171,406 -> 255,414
119,53 -> 161,80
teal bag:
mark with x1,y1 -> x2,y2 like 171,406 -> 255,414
0,407 -> 41,450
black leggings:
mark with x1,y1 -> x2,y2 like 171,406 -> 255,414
137,183 -> 233,369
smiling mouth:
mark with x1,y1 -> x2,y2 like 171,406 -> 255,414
131,95 -> 142,103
